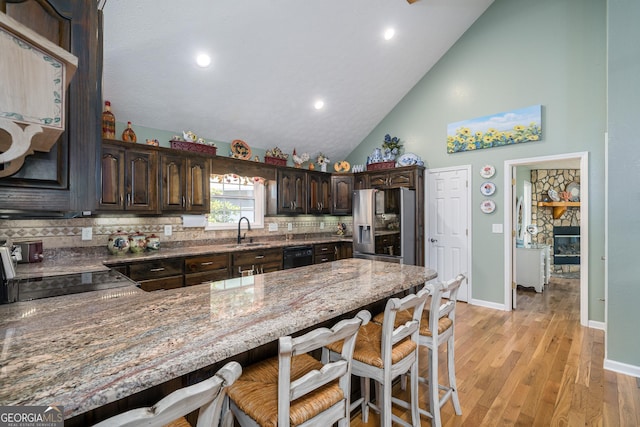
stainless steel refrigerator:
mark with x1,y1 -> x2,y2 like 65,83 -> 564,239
352,188 -> 416,264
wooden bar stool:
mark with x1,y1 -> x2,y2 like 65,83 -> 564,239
324,287 -> 432,427
227,310 -> 371,427
373,274 -> 465,427
93,361 -> 241,427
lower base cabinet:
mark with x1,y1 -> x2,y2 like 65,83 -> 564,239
108,241 -> 348,288
313,243 -> 336,264
336,242 -> 353,260
128,259 -> 184,291
184,254 -> 230,286
232,248 -> 283,277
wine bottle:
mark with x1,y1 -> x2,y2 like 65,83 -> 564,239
101,101 -> 116,139
122,121 -> 137,143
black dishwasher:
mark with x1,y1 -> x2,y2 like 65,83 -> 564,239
283,245 -> 314,269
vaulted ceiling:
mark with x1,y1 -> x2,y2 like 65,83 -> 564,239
102,0 -> 494,162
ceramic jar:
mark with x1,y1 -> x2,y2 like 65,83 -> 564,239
107,230 -> 130,255
129,231 -> 147,253
146,234 -> 160,250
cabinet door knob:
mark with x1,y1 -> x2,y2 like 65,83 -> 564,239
430,238 -> 438,243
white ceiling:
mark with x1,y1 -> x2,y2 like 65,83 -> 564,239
102,0 -> 494,162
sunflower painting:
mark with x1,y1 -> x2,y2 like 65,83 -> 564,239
447,105 -> 542,153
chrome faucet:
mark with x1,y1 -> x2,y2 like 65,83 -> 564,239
237,216 -> 251,244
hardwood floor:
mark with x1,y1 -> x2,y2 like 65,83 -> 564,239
349,277 -> 640,426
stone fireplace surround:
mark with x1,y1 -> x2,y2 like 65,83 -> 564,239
530,169 -> 580,274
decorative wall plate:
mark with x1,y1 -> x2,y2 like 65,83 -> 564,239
480,164 -> 496,179
480,199 -> 496,214
566,181 -> 580,201
230,139 -> 251,160
480,181 -> 496,196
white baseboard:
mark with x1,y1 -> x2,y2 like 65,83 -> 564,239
469,298 -> 506,311
588,320 -> 605,330
603,359 -> 640,378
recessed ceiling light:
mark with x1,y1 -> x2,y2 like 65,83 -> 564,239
314,100 -> 325,110
384,28 -> 395,41
196,53 -> 211,68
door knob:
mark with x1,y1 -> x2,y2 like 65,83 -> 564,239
430,238 -> 438,243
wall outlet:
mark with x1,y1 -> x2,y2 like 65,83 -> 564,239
81,227 -> 92,241
164,225 -> 172,236
268,223 -> 278,232
287,223 -> 293,231
492,224 -> 503,233
320,222 -> 325,229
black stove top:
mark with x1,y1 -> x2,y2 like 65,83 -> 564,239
1,269 -> 139,304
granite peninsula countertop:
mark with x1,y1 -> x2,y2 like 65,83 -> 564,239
14,235 -> 353,279
0,259 -> 437,419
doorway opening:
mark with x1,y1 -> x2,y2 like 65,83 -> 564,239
504,152 -> 589,326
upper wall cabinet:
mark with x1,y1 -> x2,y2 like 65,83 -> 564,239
0,0 -> 101,213
367,168 -> 416,189
98,140 -> 158,212
160,153 -> 210,213
331,174 -> 353,215
307,171 -> 331,215
276,168 -> 307,214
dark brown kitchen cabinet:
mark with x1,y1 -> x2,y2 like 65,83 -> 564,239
335,242 -> 353,260
308,171 -> 331,214
232,248 -> 283,277
375,232 -> 400,257
98,141 -> 158,212
128,258 -> 184,292
353,173 -> 369,190
313,243 -> 336,264
160,153 -> 210,213
0,0 -> 100,213
331,175 -> 353,215
368,168 -> 415,189
184,253 -> 230,286
276,169 -> 307,214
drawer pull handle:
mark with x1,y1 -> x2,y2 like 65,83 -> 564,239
200,262 -> 214,266
255,255 -> 265,259
149,267 -> 165,272
320,247 -> 328,251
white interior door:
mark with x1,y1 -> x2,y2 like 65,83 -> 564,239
427,167 -> 470,302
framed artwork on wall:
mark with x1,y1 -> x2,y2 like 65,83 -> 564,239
447,105 -> 542,153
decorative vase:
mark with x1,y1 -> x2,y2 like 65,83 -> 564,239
122,121 -> 137,142
107,230 -> 130,255
321,163 -> 327,172
146,234 -> 160,250
128,231 -> 147,253
101,100 -> 116,139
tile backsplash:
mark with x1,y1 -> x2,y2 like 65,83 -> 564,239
0,215 -> 352,250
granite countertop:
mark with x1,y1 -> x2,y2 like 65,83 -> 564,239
14,235 -> 353,279
0,259 -> 437,419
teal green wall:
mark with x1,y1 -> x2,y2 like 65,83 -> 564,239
346,0 -> 606,316
607,0 -> 640,368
